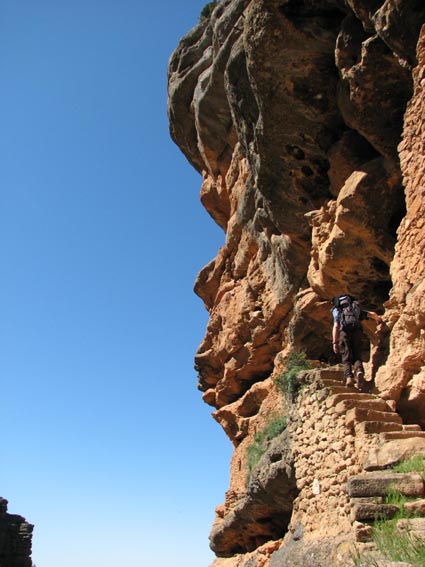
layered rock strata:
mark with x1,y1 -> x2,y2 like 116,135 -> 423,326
168,1 -> 425,565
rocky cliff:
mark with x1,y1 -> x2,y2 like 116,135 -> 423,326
168,1 -> 425,565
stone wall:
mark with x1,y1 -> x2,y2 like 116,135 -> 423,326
210,365 -> 416,566
287,372 -> 361,540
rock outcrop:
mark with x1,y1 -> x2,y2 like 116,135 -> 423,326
168,1 -> 425,565
0,498 -> 33,567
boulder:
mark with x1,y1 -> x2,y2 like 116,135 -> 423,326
364,438 -> 425,470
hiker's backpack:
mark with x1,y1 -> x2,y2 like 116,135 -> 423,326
333,295 -> 362,331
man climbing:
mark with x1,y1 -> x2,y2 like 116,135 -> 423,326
332,294 -> 382,391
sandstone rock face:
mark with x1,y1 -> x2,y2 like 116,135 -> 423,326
168,2 -> 425,566
375,26 -> 425,425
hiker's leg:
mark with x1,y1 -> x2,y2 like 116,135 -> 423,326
352,329 -> 365,389
339,330 -> 354,385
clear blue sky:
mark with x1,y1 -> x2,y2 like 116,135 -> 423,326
0,2 -> 232,566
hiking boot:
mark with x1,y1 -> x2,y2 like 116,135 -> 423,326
356,371 -> 365,390
345,375 -> 355,387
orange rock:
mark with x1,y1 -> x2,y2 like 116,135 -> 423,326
167,3 -> 425,566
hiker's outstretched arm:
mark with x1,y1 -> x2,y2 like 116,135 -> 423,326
366,311 -> 382,322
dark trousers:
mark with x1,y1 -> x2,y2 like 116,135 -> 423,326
339,328 -> 364,378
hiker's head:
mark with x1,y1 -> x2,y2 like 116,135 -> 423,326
332,294 -> 354,308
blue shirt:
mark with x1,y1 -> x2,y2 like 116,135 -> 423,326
333,304 -> 368,324
332,307 -> 340,323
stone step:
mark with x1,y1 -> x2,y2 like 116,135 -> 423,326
346,407 -> 403,428
348,471 -> 425,498
335,398 -> 394,416
355,421 -> 404,435
318,368 -> 344,381
364,437 -> 425,471
379,430 -> 425,442
353,521 -> 373,543
326,385 -> 353,395
328,384 -> 377,396
320,379 -> 344,387
403,424 -> 422,431
326,392 -> 375,409
351,501 -> 399,521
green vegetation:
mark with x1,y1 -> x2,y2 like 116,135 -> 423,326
351,548 -> 380,567
384,487 -> 408,512
372,512 -> 425,566
372,456 -> 425,565
393,454 -> 425,478
353,484 -> 425,567
199,1 -> 218,21
275,350 -> 312,400
246,415 -> 287,478
246,351 -> 311,482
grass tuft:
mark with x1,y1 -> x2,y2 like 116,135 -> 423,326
353,485 -> 425,566
372,514 -> 425,565
366,487 -> 425,565
275,350 -> 312,400
350,547 -> 380,567
393,454 -> 425,479
384,487 -> 407,513
246,415 -> 287,478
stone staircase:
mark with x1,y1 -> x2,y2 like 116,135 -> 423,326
318,368 -> 424,438
316,367 -> 425,548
